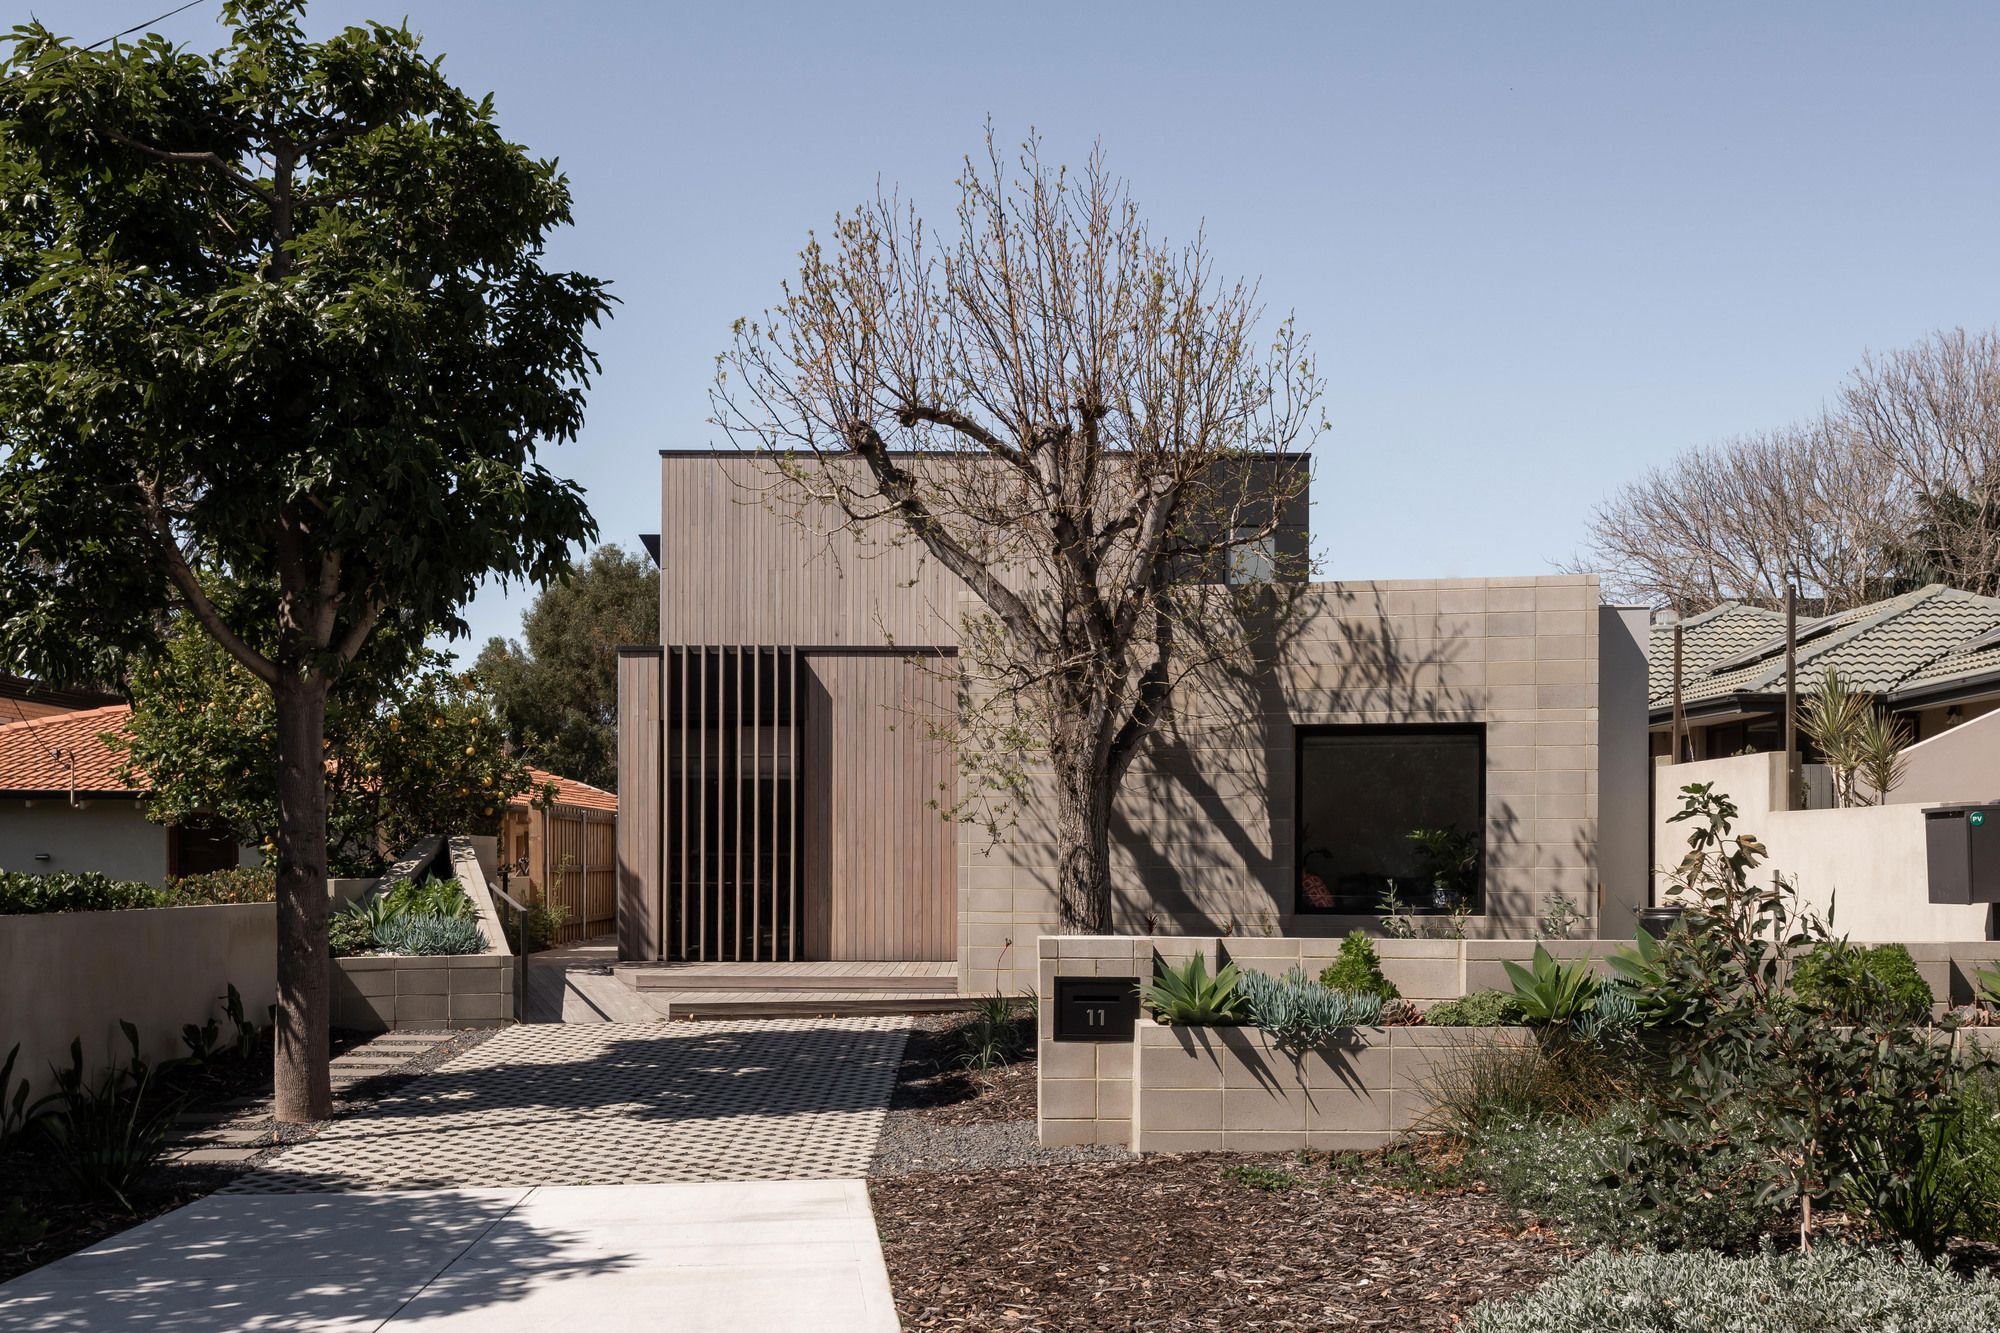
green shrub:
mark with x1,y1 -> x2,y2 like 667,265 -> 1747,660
384,875 -> 473,919
1463,1244 -> 2000,1332
1424,990 -> 1523,1027
956,993 -> 1032,1071
503,900 -> 569,953
1317,930 -> 1399,1001
1790,941 -> 1934,1025
1140,954 -> 1245,1025
161,867 -> 274,905
1238,967 -> 1382,1048
0,870 -> 162,914
327,909 -> 375,957
1408,1024 -> 1624,1128
372,913 -> 487,956
1478,1106 -> 1786,1252
38,1028 -> 181,1212
1220,1163 -> 1303,1192
1417,1035 -> 1623,1139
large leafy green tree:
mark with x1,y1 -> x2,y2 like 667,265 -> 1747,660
476,544 -> 658,791
0,2 -> 609,1119
118,628 -> 536,874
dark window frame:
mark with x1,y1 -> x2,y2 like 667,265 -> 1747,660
1292,722 -> 1487,917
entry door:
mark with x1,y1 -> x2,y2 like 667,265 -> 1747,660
800,653 -> 958,961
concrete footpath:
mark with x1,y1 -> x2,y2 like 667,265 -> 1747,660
0,1181 -> 900,1331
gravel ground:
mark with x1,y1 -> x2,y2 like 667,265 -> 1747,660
870,1014 -> 1131,1177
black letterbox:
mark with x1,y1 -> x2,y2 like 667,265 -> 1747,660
1052,975 -> 1140,1042
1925,804 -> 2000,905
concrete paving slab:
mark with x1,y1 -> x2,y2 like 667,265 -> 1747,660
0,1182 -> 898,1333
0,1275 -> 411,1332
33,1190 -> 529,1278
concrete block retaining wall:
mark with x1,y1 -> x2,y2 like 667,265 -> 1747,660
330,954 -> 516,1032
1037,933 -> 2000,1150
1132,1019 -> 1530,1153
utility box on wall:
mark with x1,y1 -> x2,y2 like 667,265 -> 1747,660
1925,805 -> 2000,904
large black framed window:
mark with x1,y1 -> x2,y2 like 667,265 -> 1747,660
1295,724 -> 1485,916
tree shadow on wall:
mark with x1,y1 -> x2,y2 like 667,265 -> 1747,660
1108,584 -> 1480,935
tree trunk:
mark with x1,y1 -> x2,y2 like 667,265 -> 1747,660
271,672 -> 332,1123
1053,747 -> 1114,934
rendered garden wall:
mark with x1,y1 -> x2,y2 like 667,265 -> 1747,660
0,902 -> 275,1100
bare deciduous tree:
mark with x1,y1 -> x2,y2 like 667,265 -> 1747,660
1583,327 -> 2000,613
1843,327 -> 2000,598
712,133 -> 1321,933
1582,417 -> 1901,614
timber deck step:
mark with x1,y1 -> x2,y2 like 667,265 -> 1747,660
615,961 -> 957,994
656,991 -> 976,1019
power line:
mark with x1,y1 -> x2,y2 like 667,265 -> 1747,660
82,0 -> 214,52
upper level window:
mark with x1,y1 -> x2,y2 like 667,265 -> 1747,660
1296,725 -> 1484,916
1225,528 -> 1275,585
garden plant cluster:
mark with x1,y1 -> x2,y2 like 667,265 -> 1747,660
1,984 -> 272,1274
328,876 -> 487,957
0,868 -> 275,915
1139,783 -> 2000,1329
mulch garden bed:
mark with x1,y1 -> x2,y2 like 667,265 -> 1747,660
870,1151 -> 1570,1331
890,1013 -> 1040,1124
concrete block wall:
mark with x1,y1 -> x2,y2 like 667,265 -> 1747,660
1036,935 -> 1147,1147
330,954 -> 516,1032
1036,934 -> 2000,1147
1133,1021 -> 1531,1153
965,576 -> 1609,996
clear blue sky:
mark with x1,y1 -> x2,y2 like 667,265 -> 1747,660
38,0 -> 2000,648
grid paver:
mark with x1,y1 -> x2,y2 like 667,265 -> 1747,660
225,1017 -> 912,1192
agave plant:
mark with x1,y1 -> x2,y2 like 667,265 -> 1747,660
1238,967 -> 1383,1049
1501,944 -> 1600,1027
1139,954 -> 1246,1025
1605,928 -> 1696,1029
373,914 -> 487,956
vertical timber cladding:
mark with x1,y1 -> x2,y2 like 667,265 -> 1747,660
613,648 -> 663,962
800,651 -> 958,962
662,646 -> 801,962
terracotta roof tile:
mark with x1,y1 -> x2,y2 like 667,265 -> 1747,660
514,766 -> 616,813
0,704 -> 140,795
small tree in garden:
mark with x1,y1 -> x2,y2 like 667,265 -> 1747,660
118,629 -> 535,875
477,544 -> 659,792
1646,783 -> 1990,1255
0,2 -> 608,1119
714,130 -> 1321,933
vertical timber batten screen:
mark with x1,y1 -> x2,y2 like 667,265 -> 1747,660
614,648 -> 663,961
660,646 -> 801,962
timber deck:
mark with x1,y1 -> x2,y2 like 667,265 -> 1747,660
611,959 -> 970,1018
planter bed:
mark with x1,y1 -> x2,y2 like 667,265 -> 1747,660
1133,1018 -> 1532,1153
330,953 -> 515,1032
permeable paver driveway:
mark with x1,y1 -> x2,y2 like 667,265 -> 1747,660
0,1181 -> 900,1332
229,1017 -> 912,1191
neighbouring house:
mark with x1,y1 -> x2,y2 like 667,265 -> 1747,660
1647,584 -> 2000,943
615,451 -> 1654,994
0,703 -> 251,883
498,767 -> 617,942
1648,584 -> 2000,761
